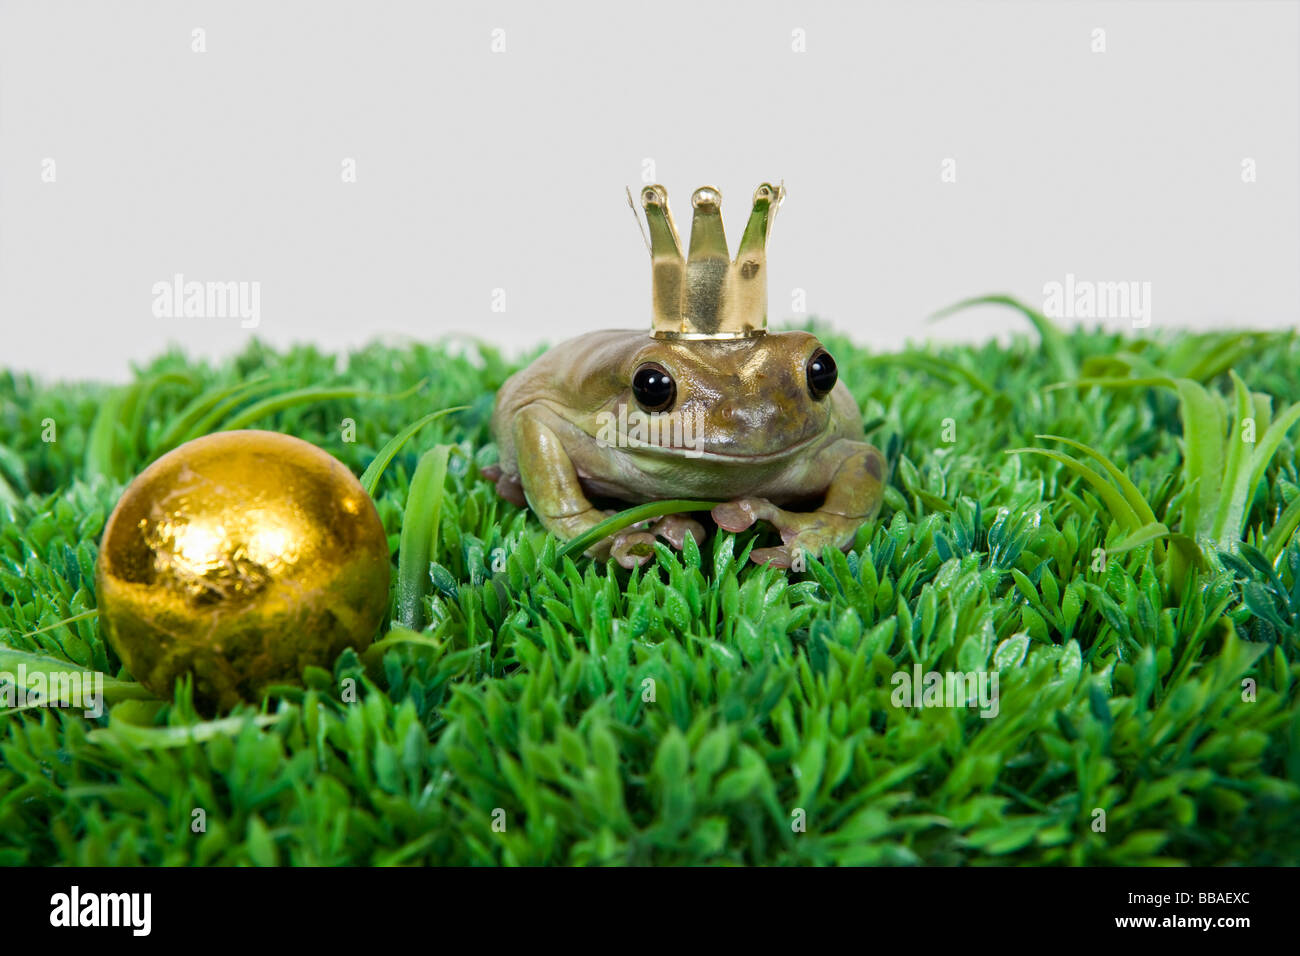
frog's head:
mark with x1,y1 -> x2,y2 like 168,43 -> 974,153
609,330 -> 841,461
582,183 -> 844,462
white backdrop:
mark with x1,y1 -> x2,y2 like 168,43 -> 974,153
1,0 -> 1297,382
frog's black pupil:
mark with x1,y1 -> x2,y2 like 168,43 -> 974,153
807,349 -> 837,399
633,364 -> 676,412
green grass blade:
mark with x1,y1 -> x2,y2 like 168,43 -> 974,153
1176,332 -> 1281,384
931,294 -> 1078,379
0,444 -> 29,499
1044,374 -> 1226,542
0,645 -> 155,707
1210,371 -> 1257,549
215,380 -> 428,433
153,377 -> 275,453
1106,522 -> 1171,556
1035,434 -> 1159,527
865,353 -> 998,398
1078,351 -> 1165,380
217,385 -> 378,432
1005,447 -> 1141,532
364,626 -> 447,660
1171,378 -> 1225,542
359,406 -> 468,498
1264,493 -> 1300,561
86,713 -> 278,748
1044,375 -> 1177,393
1247,399 -> 1300,498
84,383 -> 139,480
126,371 -> 193,457
0,471 -> 17,507
21,609 -> 99,637
394,446 -> 451,631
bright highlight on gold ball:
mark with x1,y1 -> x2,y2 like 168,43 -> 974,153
95,430 -> 391,710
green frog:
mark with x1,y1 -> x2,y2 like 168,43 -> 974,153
484,183 -> 885,568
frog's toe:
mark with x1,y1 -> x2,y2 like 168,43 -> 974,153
651,514 -> 705,551
716,497 -> 867,567
488,469 -> 527,507
712,498 -> 771,533
749,536 -> 832,568
787,527 -> 862,565
750,545 -> 795,569
748,514 -> 863,566
610,530 -> 658,569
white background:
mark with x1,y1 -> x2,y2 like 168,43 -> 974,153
1,0 -> 1297,382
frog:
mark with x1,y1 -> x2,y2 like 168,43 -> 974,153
485,328 -> 885,568
483,182 -> 886,568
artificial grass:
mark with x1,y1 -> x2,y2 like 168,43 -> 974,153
1,302 -> 1299,865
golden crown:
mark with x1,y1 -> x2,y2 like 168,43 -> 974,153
629,182 -> 785,339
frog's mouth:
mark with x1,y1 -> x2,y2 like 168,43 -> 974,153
624,428 -> 825,464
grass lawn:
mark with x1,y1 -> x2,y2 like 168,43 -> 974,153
1,299 -> 1298,865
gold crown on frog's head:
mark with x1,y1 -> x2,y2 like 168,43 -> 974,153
629,182 -> 785,340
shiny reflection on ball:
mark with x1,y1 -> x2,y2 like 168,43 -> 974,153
95,430 -> 391,710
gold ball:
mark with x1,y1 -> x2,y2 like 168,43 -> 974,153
95,430 -> 390,710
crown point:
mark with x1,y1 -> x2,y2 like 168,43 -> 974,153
754,182 -> 787,206
691,186 -> 721,210
641,185 -> 667,208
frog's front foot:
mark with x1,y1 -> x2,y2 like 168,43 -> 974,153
551,508 -> 647,568
608,529 -> 657,568
712,497 -> 867,569
604,514 -> 705,569
712,441 -> 886,567
650,513 -> 706,552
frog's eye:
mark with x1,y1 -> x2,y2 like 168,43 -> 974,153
806,349 -> 838,399
632,363 -> 676,413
